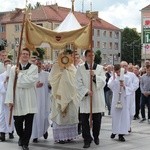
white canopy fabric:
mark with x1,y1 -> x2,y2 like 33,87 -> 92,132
55,12 -> 82,32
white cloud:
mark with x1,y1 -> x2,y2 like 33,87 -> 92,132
100,0 -> 150,32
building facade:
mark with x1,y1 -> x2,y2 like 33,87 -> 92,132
141,4 -> 150,63
0,3 -> 121,65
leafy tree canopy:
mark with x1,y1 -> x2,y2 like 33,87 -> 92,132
32,47 -> 45,60
94,50 -> 102,64
121,27 -> 141,66
27,2 -> 41,10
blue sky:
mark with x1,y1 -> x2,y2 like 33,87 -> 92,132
0,0 -> 150,32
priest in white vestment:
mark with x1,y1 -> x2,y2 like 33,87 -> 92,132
0,59 -> 14,141
120,61 -> 139,131
31,60 -> 50,142
48,50 -> 78,144
108,64 -> 133,142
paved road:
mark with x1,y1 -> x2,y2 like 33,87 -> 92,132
0,114 -> 150,150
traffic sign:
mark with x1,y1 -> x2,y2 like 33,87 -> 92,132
143,29 -> 150,43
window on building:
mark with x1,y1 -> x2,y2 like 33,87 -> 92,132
15,38 -> 19,45
114,54 -> 118,61
109,42 -> 112,49
97,29 -> 100,36
103,54 -> 106,59
20,25 -> 23,31
0,25 -> 6,32
114,31 -> 119,39
92,40 -> 94,48
109,31 -> 112,38
103,31 -> 106,37
15,24 -> 20,32
102,42 -> 106,49
3,39 -> 7,46
36,23 -> 43,26
92,29 -> 94,36
54,23 -> 60,29
114,42 -> 119,50
97,41 -> 100,48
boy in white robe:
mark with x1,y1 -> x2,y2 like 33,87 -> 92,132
108,64 -> 132,142
5,48 -> 38,150
31,60 -> 50,142
0,59 -> 14,141
76,50 -> 106,148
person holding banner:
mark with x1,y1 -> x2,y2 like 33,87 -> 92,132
76,49 -> 106,148
0,59 -> 14,141
5,48 -> 38,150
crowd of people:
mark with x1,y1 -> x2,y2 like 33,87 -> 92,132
0,48 -> 150,150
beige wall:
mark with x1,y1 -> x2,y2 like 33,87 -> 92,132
5,21 -> 53,59
6,23 -> 21,54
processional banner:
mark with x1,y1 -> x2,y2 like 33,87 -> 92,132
25,19 -> 91,50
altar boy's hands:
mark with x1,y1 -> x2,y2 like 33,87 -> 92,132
36,81 -> 43,88
90,70 -> 95,77
15,67 -> 20,74
88,90 -> 93,96
120,81 -> 125,89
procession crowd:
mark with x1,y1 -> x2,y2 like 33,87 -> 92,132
0,48 -> 150,150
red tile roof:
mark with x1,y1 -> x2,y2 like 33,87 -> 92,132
0,12 -> 11,24
141,5 -> 150,11
0,4 -> 120,31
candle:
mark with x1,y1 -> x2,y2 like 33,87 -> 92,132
120,68 -> 125,81
6,64 -> 11,76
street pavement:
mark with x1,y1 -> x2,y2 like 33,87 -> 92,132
0,112 -> 150,150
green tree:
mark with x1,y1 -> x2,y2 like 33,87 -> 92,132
34,2 -> 41,9
0,39 -> 5,51
32,47 -> 45,60
27,3 -> 34,10
121,28 -> 141,65
94,50 -> 102,64
8,54 -> 13,60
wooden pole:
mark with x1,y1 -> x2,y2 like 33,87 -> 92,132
89,17 -> 93,128
71,0 -> 76,65
9,10 -> 26,126
71,0 -> 75,14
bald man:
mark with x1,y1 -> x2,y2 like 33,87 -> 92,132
120,61 -> 139,132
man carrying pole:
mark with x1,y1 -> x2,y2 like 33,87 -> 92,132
5,48 -> 38,150
5,1 -> 39,149
76,49 -> 106,148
